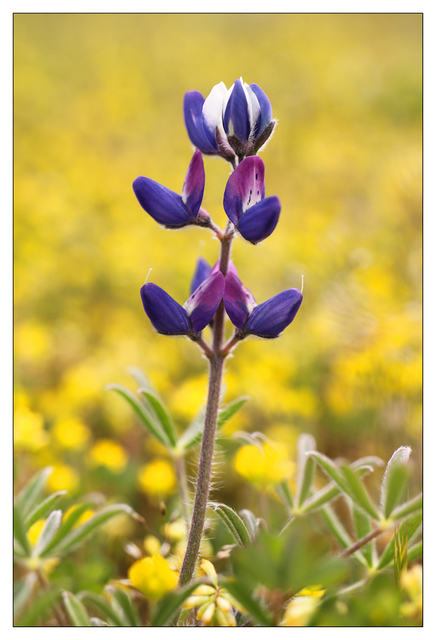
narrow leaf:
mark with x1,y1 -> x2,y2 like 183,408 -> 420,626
14,504 -> 31,556
32,510 -> 62,557
42,502 -> 94,556
380,446 -> 411,518
138,388 -> 178,447
296,434 -> 316,507
151,583 -> 200,627
217,397 -> 249,429
62,591 -> 91,626
107,586 -> 141,627
377,512 -> 422,570
176,407 -> 205,451
26,491 -> 67,528
80,591 -> 126,626
213,503 -> 250,547
14,572 -> 38,618
15,589 -> 60,626
389,493 -> 422,521
239,509 -> 258,542
275,479 -> 294,509
300,465 -> 373,514
221,579 -> 273,627
352,504 -> 374,568
309,452 -> 351,495
320,505 -> 366,566
127,365 -> 154,391
340,465 -> 380,520
15,467 -> 53,520
106,383 -> 170,447
42,504 -> 142,557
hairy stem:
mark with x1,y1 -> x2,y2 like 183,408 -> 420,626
178,226 -> 234,588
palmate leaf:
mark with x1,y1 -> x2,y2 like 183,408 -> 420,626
14,467 -> 53,521
42,502 -> 96,556
138,387 -> 178,447
25,490 -> 67,528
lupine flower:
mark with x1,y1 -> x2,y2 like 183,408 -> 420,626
183,78 -> 277,160
140,270 -> 224,336
281,586 -> 325,626
183,559 -> 244,626
223,156 -> 281,244
223,266 -> 302,338
132,150 -> 205,228
190,257 -> 212,294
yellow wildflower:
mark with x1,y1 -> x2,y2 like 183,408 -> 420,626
14,405 -> 49,451
281,586 -> 325,626
400,564 -> 422,621
46,463 -> 79,492
234,441 -> 294,489
63,505 -> 95,527
52,417 -> 90,450
143,535 -> 162,556
137,459 -> 176,498
183,559 -> 244,626
27,519 -> 46,547
88,439 -> 128,473
128,555 -> 178,600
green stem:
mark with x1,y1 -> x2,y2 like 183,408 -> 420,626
178,226 -> 234,588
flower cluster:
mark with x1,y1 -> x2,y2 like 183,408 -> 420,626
132,78 -> 302,347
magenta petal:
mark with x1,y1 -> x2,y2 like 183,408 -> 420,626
245,288 -> 303,338
238,195 -> 281,244
224,270 -> 256,329
184,271 -> 225,332
223,156 -> 265,225
140,283 -> 191,335
133,177 -> 193,227
181,150 -> 205,217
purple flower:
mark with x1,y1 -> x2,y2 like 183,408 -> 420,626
183,79 -> 276,161
141,270 -> 224,336
190,257 -> 212,294
223,267 -> 303,338
223,156 -> 281,244
133,150 -> 205,228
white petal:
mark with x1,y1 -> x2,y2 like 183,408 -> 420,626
203,82 -> 227,141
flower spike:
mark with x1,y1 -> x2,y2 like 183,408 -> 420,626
223,156 -> 280,244
133,150 -> 205,228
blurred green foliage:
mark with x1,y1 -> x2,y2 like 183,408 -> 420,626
14,13 -> 422,616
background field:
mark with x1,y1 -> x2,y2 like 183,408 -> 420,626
14,13 -> 422,594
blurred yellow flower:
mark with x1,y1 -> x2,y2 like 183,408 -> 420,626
27,519 -> 45,546
128,555 -> 177,600
63,505 -> 95,527
137,459 -> 176,498
144,535 -> 161,556
52,417 -> 90,450
400,564 -> 422,621
88,439 -> 128,473
163,519 -> 186,543
15,321 -> 51,363
281,586 -> 325,626
14,405 -> 49,451
46,463 -> 80,492
234,441 -> 294,489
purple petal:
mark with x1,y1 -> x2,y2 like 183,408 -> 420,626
190,257 -> 212,294
238,195 -> 281,244
223,156 -> 265,225
140,283 -> 191,335
184,271 -> 225,332
249,84 -> 273,139
181,150 -> 205,217
245,288 -> 303,338
183,91 -> 218,154
133,177 -> 193,228
224,270 -> 256,329
223,79 -> 250,143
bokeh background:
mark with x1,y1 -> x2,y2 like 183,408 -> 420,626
14,13 -> 422,592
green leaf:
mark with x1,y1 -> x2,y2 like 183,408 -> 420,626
127,365 -> 154,391
239,509 -> 259,541
377,512 -> 422,570
340,465 -> 380,520
213,503 -> 251,547
352,504 -> 374,568
296,434 -> 317,508
62,591 -> 91,626
26,491 -> 67,528
406,540 -> 422,563
106,586 -> 141,626
14,572 -> 38,619
176,407 -> 205,451
15,467 -> 53,521
309,452 -> 351,495
320,505 -> 367,567
106,383 -> 170,447
380,446 -> 411,518
275,479 -> 294,509
217,397 -> 249,429
41,502 -> 94,556
221,578 -> 274,627
42,504 -> 142,557
151,583 -> 200,627
300,465 -> 374,514
15,588 -> 60,626
13,504 -> 31,556
138,388 -> 178,447
32,509 -> 62,557
79,591 -> 126,626
389,492 -> 422,521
